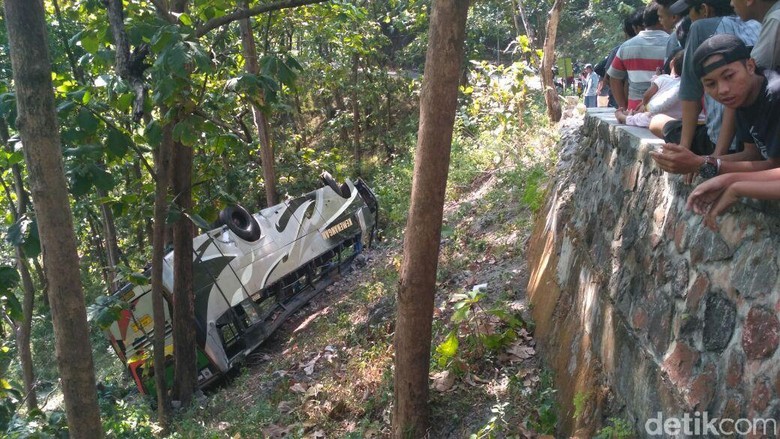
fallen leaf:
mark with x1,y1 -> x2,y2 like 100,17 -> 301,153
311,429 -> 326,438
328,399 -> 347,420
290,382 -> 308,393
431,370 -> 456,392
506,342 -> 535,361
305,383 -> 323,398
277,401 -> 294,415
301,353 -> 321,375
262,424 -> 291,438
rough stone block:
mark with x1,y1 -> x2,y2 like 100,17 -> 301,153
751,376 -> 772,413
703,293 -> 736,353
689,225 -> 733,265
726,350 -> 745,390
662,341 -> 699,388
742,306 -> 780,360
686,365 -> 716,411
686,274 -> 710,313
732,239 -> 779,299
674,221 -> 688,254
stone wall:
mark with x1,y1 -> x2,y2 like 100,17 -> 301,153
526,109 -> 780,437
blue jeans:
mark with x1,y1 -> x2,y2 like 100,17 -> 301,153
584,95 -> 597,108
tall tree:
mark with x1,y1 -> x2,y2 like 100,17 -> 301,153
239,1 -> 279,206
0,120 -> 37,413
392,0 -> 469,437
3,0 -> 103,437
541,0 -> 564,122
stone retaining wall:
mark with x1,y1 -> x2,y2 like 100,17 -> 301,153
526,109 -> 780,437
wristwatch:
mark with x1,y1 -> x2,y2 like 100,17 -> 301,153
699,156 -> 718,179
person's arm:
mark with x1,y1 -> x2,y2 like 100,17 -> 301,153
640,83 -> 659,111
650,143 -> 779,175
712,107 -> 736,157
611,77 -> 628,109
678,100 -> 702,150
687,167 -> 780,230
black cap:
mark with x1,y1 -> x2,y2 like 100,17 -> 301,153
692,34 -> 751,78
668,0 -> 690,15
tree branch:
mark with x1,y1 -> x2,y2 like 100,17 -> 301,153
195,0 -> 329,38
193,108 -> 253,143
105,0 -> 151,122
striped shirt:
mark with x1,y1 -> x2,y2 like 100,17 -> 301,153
607,30 -> 670,110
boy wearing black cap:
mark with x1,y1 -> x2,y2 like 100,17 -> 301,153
653,0 -> 760,171
651,34 -> 780,177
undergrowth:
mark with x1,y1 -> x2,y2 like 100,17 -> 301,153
3,58 -> 562,437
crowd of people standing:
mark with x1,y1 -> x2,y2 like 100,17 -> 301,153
580,0 -> 780,229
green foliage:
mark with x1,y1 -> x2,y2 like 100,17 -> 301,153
98,388 -> 155,438
5,216 -> 40,259
4,408 -> 69,438
434,284 -> 526,369
0,343 -> 23,433
521,166 -> 547,213
527,370 -> 558,434
573,390 -> 591,421
470,402 -> 510,439
595,417 -> 635,439
87,295 -> 128,330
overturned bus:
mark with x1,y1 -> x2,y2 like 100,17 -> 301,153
104,173 -> 378,394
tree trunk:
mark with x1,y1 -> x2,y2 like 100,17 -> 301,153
3,1 -> 103,437
0,118 -> 37,413
239,5 -> 278,206
541,0 -> 563,123
392,1 -> 469,437
351,53 -> 362,174
171,138 -> 197,407
150,119 -> 173,429
15,246 -> 37,412
97,186 -> 121,293
516,0 -> 537,50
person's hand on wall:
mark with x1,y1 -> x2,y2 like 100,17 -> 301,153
650,143 -> 704,175
686,174 -> 737,230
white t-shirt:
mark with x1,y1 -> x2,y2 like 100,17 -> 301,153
647,74 -> 682,119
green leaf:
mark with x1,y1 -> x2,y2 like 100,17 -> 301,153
1,293 -> 23,322
178,13 -> 192,26
435,330 -> 459,367
90,165 -> 115,191
197,205 -> 219,225
5,218 -> 40,258
488,308 -> 525,328
76,107 -> 100,133
106,128 -> 131,159
165,43 -> 187,74
173,119 -> 198,146
0,266 -> 20,294
80,33 -> 99,54
71,172 -> 93,197
451,305 -> 469,323
63,144 -> 103,158
115,93 -> 133,111
144,121 -> 163,146
57,100 -> 77,114
87,295 -> 127,329
184,212 -> 212,231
